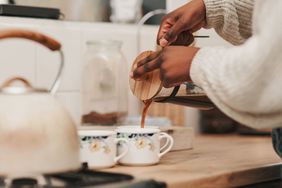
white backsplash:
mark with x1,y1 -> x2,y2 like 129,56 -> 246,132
0,16 -> 229,128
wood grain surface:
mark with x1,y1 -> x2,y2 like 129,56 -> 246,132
103,135 -> 282,188
129,51 -> 162,100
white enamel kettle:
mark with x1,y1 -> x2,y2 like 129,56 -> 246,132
0,29 -> 80,177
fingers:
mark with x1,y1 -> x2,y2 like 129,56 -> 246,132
160,38 -> 169,47
157,16 -> 174,46
132,56 -> 162,79
161,20 -> 183,47
160,23 -> 172,39
157,0 -> 206,47
157,14 -> 190,47
136,51 -> 161,68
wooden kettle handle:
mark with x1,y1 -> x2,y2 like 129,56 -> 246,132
0,29 -> 61,51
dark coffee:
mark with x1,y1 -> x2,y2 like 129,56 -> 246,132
140,99 -> 152,128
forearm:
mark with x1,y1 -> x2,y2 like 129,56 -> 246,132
191,39 -> 282,129
190,0 -> 282,129
203,0 -> 254,45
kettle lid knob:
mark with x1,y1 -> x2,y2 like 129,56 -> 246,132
0,77 -> 47,94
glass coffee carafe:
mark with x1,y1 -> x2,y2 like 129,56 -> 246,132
81,40 -> 128,125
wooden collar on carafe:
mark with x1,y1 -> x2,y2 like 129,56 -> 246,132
129,51 -> 163,101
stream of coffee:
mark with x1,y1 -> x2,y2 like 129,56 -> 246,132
140,99 -> 153,128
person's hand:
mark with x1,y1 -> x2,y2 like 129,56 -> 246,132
158,0 -> 206,47
131,46 -> 199,88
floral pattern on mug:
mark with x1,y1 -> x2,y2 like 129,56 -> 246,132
103,145 -> 111,154
117,133 -> 155,151
135,137 -> 146,149
90,139 -> 101,152
80,136 -> 111,154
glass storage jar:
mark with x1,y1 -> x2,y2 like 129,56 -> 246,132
81,40 -> 128,125
110,0 -> 142,23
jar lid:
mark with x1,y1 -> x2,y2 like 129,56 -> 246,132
129,51 -> 162,100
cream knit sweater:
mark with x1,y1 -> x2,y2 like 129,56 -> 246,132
191,0 -> 282,129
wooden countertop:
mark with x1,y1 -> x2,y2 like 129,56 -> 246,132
104,135 -> 282,188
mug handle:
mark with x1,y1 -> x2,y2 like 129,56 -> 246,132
114,138 -> 129,163
160,132 -> 170,151
158,132 -> 174,158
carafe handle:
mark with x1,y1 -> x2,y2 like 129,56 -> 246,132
0,29 -> 64,94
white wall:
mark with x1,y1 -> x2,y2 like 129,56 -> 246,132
166,0 -> 190,12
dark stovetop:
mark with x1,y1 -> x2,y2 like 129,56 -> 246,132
0,167 -> 166,188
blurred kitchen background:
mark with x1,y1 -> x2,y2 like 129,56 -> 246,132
0,0 -> 249,134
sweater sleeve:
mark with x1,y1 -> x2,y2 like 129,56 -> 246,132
203,0 -> 254,45
190,0 -> 282,129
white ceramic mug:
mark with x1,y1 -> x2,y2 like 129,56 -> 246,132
116,126 -> 174,166
78,130 -> 128,169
